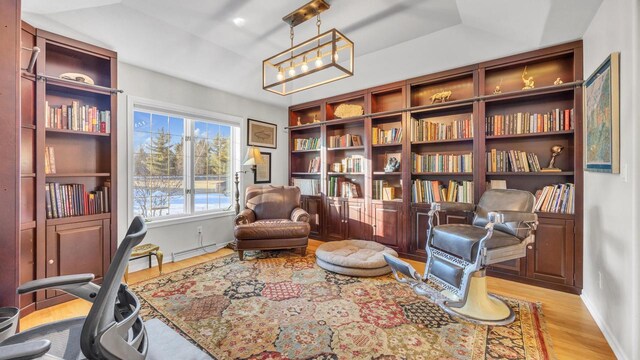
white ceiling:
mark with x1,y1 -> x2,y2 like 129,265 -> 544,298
22,0 -> 603,107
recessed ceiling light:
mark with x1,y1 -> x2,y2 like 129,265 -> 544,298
233,17 -> 246,27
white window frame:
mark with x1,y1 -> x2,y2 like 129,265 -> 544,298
127,96 -> 242,228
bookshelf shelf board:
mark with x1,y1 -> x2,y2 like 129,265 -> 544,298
327,172 -> 365,176
46,212 -> 111,226
486,171 -> 574,176
20,221 -> 37,231
46,172 -> 111,178
287,123 -> 323,131
22,124 -> 36,130
371,112 -> 404,120
326,196 -> 364,201
485,130 -> 574,140
40,74 -> 120,95
291,172 -> 320,176
408,99 -> 474,115
373,171 -> 402,176
291,149 -> 321,153
411,172 -> 473,176
480,81 -> 581,103
327,146 -> 365,151
46,128 -> 111,137
411,138 -> 473,145
21,173 -> 36,178
535,211 -> 575,219
372,143 -> 402,148
325,117 -> 366,126
371,199 -> 403,204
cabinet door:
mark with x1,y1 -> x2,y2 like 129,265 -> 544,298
345,200 -> 369,240
372,203 -> 402,249
302,196 -> 323,238
46,219 -> 110,299
410,207 -> 430,257
325,199 -> 345,241
526,218 -> 574,285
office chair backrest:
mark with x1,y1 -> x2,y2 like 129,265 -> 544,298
80,215 -> 148,360
473,189 -> 535,239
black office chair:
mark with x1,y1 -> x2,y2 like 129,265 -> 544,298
0,216 -> 211,359
385,189 -> 538,325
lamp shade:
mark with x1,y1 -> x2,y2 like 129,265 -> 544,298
243,146 -> 264,166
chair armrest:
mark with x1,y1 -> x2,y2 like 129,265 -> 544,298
17,274 -> 94,295
0,340 -> 52,360
431,202 -> 476,213
234,209 -> 256,225
488,211 -> 538,225
290,207 -> 310,223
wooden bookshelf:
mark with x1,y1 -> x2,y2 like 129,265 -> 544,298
289,41 -> 583,294
17,24 -> 118,312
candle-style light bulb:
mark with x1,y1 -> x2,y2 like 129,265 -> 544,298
315,57 -> 323,68
301,56 -> 309,72
276,67 -> 284,81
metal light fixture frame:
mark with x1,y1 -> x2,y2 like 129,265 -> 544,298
262,1 -> 354,96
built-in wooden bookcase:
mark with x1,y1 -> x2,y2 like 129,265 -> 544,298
289,41 -> 584,294
18,25 -> 118,313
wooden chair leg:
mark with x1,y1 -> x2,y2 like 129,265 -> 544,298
238,250 -> 244,261
155,250 -> 164,275
300,247 -> 307,257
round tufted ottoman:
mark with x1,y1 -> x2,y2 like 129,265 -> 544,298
315,239 -> 398,277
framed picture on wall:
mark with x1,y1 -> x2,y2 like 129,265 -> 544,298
584,52 -> 620,173
254,152 -> 271,183
248,118 -> 277,149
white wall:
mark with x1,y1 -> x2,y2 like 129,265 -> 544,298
117,62 -> 288,271
581,1 -> 640,359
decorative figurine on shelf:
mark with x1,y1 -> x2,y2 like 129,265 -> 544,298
430,90 -> 452,103
522,66 -> 535,90
493,78 -> 503,94
313,114 -> 320,123
541,145 -> 564,172
554,77 -> 564,85
297,116 -> 302,126
384,156 -> 401,173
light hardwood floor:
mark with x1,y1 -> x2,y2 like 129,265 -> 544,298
20,240 -> 615,359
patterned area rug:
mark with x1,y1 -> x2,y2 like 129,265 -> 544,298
132,251 -> 555,360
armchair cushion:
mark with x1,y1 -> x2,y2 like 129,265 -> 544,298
234,209 -> 256,225
245,185 -> 301,220
290,207 -> 310,223
234,220 -> 310,240
432,224 -> 521,262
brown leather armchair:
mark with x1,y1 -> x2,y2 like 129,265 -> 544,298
234,185 -> 310,260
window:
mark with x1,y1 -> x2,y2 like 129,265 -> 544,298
131,102 -> 239,220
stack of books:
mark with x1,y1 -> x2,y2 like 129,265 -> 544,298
327,177 -> 360,198
307,157 -> 321,173
293,137 -> 320,151
412,180 -> 473,204
45,182 -> 110,219
372,127 -> 403,144
45,101 -> 111,133
485,109 -> 573,136
412,152 -> 473,173
340,155 -> 364,173
328,134 -> 362,148
411,116 -> 473,142
373,180 -> 399,201
486,149 -> 542,172
534,183 -> 575,214
292,178 -> 321,196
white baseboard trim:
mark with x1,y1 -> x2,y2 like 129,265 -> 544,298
127,241 -> 233,273
581,293 -> 628,360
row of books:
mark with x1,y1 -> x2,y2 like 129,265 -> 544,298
485,109 -> 573,136
372,127 -> 403,145
293,137 -> 320,151
45,182 -> 110,219
292,178 -> 321,196
44,146 -> 57,174
412,180 -> 474,204
411,117 -> 473,142
412,153 -> 473,173
328,177 -> 361,198
45,101 -> 111,134
372,180 -> 399,201
486,149 -> 542,172
339,155 -> 364,173
328,134 -> 362,148
307,157 -> 321,173
534,183 -> 575,214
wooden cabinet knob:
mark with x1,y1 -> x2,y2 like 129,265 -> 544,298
48,259 -> 54,264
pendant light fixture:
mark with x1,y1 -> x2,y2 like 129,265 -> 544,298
262,0 -> 354,96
